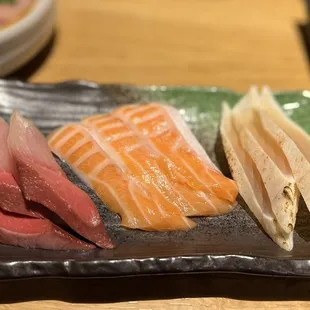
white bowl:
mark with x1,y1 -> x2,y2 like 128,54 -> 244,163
0,0 -> 55,77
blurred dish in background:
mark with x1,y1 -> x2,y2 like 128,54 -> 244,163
0,0 -> 36,29
0,0 -> 55,77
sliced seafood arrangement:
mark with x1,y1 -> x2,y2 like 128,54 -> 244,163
0,111 -> 113,250
48,103 -> 238,231
0,87 -> 309,252
221,87 -> 310,251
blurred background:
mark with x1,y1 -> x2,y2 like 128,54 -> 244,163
1,0 -> 310,91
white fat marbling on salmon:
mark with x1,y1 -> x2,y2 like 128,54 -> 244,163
132,111 -> 163,125
83,116 -> 196,218
50,127 -> 81,155
49,123 -> 195,231
113,103 -> 237,215
83,125 -> 127,172
162,104 -> 218,171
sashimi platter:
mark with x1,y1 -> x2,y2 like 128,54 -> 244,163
1,80 -> 310,279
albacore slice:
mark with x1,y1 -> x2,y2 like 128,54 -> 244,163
255,109 -> 309,214
220,103 -> 293,251
250,87 -> 310,211
232,88 -> 299,235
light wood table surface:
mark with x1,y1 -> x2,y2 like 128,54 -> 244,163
4,0 -> 310,309
29,0 -> 310,92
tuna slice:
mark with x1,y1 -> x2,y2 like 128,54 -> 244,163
249,87 -> 310,212
48,123 -> 196,231
0,208 -> 95,250
0,118 -> 39,218
231,88 -> 299,235
8,111 -> 114,249
220,102 -> 293,251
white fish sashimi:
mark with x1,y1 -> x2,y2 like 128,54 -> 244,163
231,88 -> 299,235
248,87 -> 310,211
220,103 -> 293,251
239,128 -> 299,234
255,109 -> 310,211
260,87 -> 310,161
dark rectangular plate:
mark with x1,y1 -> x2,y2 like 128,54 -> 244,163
1,80 -> 310,280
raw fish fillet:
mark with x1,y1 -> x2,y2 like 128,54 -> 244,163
0,208 -> 95,250
110,103 -> 238,216
0,118 -> 39,218
231,89 -> 299,235
249,87 -> 310,212
49,103 -> 237,231
48,123 -> 196,231
8,111 -> 114,249
83,115 -> 196,217
220,103 -> 293,251
256,110 -> 310,214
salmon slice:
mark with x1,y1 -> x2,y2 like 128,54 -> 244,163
220,103 -> 293,251
231,88 -> 299,235
82,114 -> 197,218
0,208 -> 95,250
0,118 -> 40,218
48,123 -> 195,231
8,111 -> 114,249
111,103 -> 238,216
249,87 -> 310,211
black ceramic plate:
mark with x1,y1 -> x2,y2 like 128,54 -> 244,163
0,80 -> 310,280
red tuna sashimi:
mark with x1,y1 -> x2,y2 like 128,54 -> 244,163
8,111 -> 114,249
0,118 -> 39,218
0,208 -> 95,250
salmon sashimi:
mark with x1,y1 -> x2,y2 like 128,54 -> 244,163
0,208 -> 95,250
220,103 -> 293,251
0,118 -> 40,218
48,123 -> 196,231
82,114 -> 197,217
8,111 -> 114,248
48,103 -> 238,232
111,103 -> 238,215
231,88 -> 299,235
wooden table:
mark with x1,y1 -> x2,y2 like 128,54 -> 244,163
4,0 -> 310,309
28,0 -> 310,92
